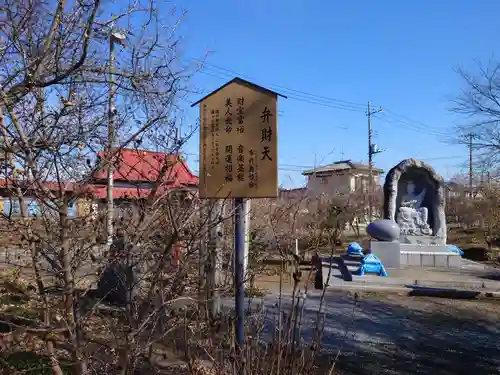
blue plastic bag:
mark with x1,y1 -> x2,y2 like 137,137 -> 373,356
446,244 -> 464,256
358,253 -> 388,276
347,242 -> 364,256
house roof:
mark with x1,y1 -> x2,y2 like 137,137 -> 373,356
92,148 -> 198,186
0,148 -> 199,200
81,183 -> 193,199
444,181 -> 460,191
190,77 -> 287,107
0,176 -> 195,200
278,187 -> 308,199
302,160 -> 383,176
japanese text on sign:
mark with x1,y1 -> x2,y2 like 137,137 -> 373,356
202,104 -> 208,186
236,97 -> 245,133
225,98 -> 232,133
225,144 -> 233,182
237,144 -> 244,182
260,106 -> 273,162
248,148 -> 256,189
198,79 -> 278,198
210,109 -> 220,169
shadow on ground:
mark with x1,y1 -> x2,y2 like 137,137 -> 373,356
406,286 -> 482,299
0,351 -> 71,375
256,293 -> 500,375
478,272 -> 500,281
461,246 -> 489,262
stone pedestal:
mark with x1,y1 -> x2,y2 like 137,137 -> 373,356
400,243 -> 446,253
400,251 -> 461,268
371,240 -> 462,269
370,241 -> 401,269
400,235 -> 445,246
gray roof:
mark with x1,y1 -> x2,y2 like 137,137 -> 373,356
444,181 -> 460,191
302,159 -> 383,176
445,181 -> 486,191
191,77 -> 287,107
278,187 -> 308,199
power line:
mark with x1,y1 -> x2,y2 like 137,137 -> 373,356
374,112 -> 451,138
183,151 -> 464,170
193,64 -> 451,138
191,59 -> 366,108
419,155 -> 465,161
383,108 -> 449,135
197,69 -> 365,113
196,59 -> 449,137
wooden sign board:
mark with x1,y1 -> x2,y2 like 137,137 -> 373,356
193,78 -> 284,199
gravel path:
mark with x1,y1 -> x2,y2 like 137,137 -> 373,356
229,290 -> 500,374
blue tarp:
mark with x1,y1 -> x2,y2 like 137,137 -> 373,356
346,242 -> 364,257
358,253 -> 388,277
446,244 -> 464,256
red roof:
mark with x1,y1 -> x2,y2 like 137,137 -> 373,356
84,183 -> 190,199
0,149 -> 199,200
0,180 -> 192,199
92,148 -> 198,186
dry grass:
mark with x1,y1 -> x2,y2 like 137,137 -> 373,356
251,265 -> 315,294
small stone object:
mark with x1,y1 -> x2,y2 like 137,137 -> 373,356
96,262 -> 137,306
366,219 -> 400,242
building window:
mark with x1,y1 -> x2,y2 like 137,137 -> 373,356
320,177 -> 328,185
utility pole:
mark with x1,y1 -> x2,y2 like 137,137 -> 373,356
367,102 -> 383,223
106,30 -> 126,250
467,132 -> 476,198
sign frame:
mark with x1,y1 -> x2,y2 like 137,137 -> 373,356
192,77 -> 286,199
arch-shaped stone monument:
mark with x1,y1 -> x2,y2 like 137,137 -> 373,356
383,158 -> 446,244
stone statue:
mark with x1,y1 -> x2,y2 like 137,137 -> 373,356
383,158 -> 447,243
397,181 -> 432,236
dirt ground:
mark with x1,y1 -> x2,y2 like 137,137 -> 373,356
340,293 -> 500,374
245,290 -> 500,375
251,265 -> 316,294
248,265 -> 500,375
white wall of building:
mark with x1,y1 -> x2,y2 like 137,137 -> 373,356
307,170 -> 380,196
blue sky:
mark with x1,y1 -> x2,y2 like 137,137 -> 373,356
173,0 -> 500,188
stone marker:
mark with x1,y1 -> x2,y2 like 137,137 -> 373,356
96,233 -> 139,306
97,262 -> 137,306
370,158 -> 460,268
383,158 -> 447,244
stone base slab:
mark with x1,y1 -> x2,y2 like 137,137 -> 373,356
399,243 -> 446,253
401,251 -> 461,268
400,235 -> 445,245
370,240 -> 461,269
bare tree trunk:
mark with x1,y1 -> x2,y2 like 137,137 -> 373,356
31,238 -> 63,375
60,203 -> 87,375
1,104 -> 66,375
0,111 -> 27,218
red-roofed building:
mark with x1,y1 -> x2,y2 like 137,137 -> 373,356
0,148 -> 199,217
89,148 -> 198,199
